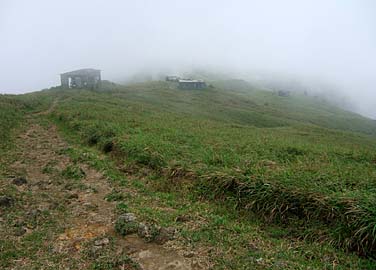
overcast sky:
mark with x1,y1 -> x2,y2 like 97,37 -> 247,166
1,1 -> 375,116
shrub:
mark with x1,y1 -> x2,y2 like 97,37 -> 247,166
116,202 -> 129,214
118,142 -> 166,170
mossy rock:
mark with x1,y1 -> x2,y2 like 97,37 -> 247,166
115,213 -> 139,236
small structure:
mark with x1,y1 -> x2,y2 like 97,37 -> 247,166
178,79 -> 207,90
60,68 -> 101,89
165,76 -> 180,82
278,90 -> 290,97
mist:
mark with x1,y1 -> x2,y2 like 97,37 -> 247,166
1,1 -> 375,117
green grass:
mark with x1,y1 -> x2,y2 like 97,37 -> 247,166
61,164 -> 86,180
55,141 -> 376,269
29,80 -> 376,257
2,79 -> 375,267
0,95 -> 26,150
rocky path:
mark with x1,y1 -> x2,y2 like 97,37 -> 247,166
1,113 -> 206,269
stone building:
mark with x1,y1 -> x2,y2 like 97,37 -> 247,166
165,76 -> 180,82
60,68 -> 101,89
178,79 -> 206,90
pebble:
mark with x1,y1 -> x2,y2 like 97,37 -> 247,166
119,213 -> 137,222
12,177 -> 28,186
94,237 -> 110,246
0,195 -> 14,207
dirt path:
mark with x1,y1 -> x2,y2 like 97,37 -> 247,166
3,112 -> 204,269
35,98 -> 59,116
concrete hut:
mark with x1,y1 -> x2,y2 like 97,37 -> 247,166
60,68 -> 101,89
178,79 -> 207,90
165,76 -> 180,82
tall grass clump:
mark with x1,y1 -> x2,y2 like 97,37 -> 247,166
115,140 -> 166,170
197,172 -> 376,257
0,95 -> 27,149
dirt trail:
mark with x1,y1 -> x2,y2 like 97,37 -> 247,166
6,111 -> 203,269
35,98 -> 59,115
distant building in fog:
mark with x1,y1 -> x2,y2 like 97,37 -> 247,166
60,68 -> 101,89
278,90 -> 290,97
165,76 -> 180,82
178,79 -> 207,90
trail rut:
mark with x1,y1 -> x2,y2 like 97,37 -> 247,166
5,114 -> 205,269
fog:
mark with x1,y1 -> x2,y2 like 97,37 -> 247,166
1,1 -> 375,117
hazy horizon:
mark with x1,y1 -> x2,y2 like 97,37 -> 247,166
1,1 -> 375,117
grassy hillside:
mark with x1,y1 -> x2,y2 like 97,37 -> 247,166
1,80 -> 374,268
0,95 -> 26,150
214,79 -> 376,134
23,80 -> 374,258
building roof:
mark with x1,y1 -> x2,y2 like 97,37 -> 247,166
61,68 -> 101,76
178,79 -> 205,83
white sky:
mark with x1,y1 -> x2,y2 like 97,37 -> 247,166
1,1 -> 375,116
